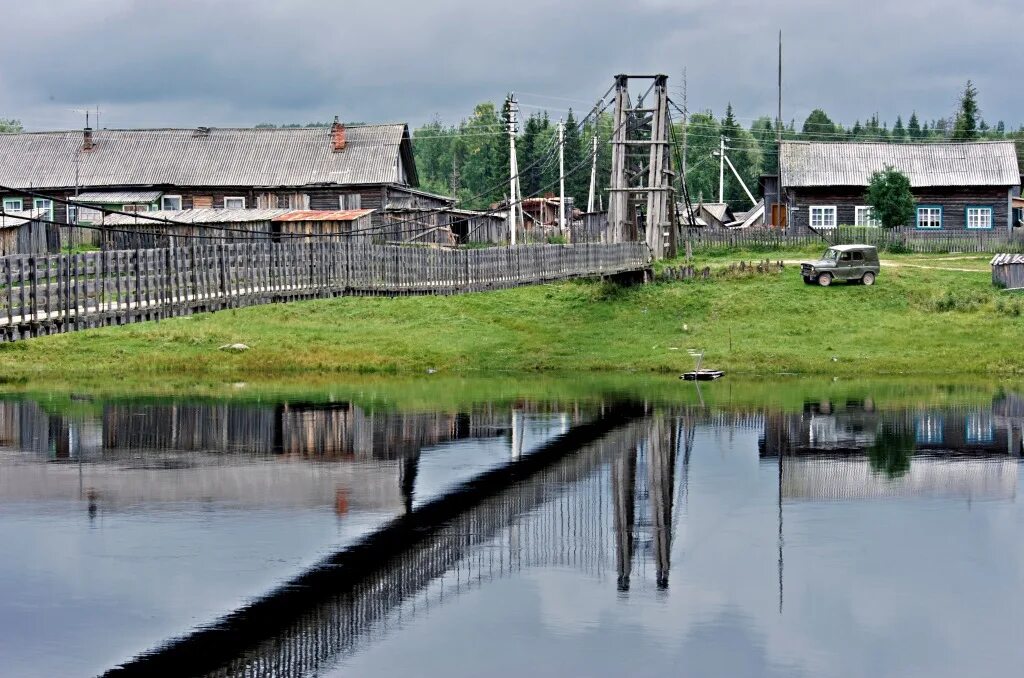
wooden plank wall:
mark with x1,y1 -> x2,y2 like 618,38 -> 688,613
680,226 -> 1024,254
0,242 -> 652,341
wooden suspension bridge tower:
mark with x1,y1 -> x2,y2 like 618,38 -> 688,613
607,74 -> 676,259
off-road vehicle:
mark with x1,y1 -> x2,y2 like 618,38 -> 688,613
801,244 -> 880,286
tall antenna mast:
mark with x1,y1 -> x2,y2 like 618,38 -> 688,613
776,30 -> 783,229
681,67 -> 687,185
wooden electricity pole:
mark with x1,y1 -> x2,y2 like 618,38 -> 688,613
587,134 -> 598,213
507,93 -> 522,245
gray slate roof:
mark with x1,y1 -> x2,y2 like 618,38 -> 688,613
781,141 -> 1020,188
76,190 -> 164,203
0,125 -> 416,190
990,253 -> 1024,266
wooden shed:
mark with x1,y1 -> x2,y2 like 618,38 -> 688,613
991,253 -> 1024,290
0,210 -> 52,255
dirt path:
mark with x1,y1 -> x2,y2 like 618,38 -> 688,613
777,259 -> 984,273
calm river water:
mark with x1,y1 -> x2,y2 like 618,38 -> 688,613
1,379 -> 1022,677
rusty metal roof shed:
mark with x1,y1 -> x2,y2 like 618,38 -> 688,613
781,141 -> 1020,188
272,209 -> 374,222
0,124 -> 417,190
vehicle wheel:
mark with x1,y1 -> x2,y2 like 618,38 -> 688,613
861,271 -> 876,286
817,272 -> 832,287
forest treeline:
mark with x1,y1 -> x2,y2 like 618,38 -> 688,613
412,82 -> 1024,210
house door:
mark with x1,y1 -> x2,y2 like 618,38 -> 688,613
770,203 -> 788,229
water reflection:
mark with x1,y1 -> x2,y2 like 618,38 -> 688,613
760,399 -> 1020,500
1,388 -> 1023,677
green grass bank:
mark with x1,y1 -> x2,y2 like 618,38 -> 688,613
0,252 -> 1020,380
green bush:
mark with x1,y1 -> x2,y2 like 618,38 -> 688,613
926,288 -> 989,313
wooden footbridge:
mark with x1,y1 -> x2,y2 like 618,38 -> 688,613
0,241 -> 652,341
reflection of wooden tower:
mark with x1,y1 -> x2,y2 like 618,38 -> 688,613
612,416 -> 681,591
608,74 -> 675,259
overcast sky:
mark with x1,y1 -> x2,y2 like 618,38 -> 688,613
2,0 -> 1019,132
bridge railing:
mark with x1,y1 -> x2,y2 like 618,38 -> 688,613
0,241 -> 652,340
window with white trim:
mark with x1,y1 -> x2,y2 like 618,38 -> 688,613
915,414 -> 944,445
916,206 -> 942,229
33,198 -> 54,221
224,197 -> 246,209
854,206 -> 880,227
67,205 -> 78,224
77,207 -> 103,223
966,206 -> 992,230
809,206 -> 837,229
122,204 -> 150,213
161,195 -> 182,211
2,197 -> 23,212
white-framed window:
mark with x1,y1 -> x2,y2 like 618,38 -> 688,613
339,194 -> 361,210
67,205 -> 78,224
77,207 -> 103,224
809,205 -> 837,229
965,206 -> 992,230
122,204 -> 150,213
915,414 -> 944,445
916,206 -> 942,229
854,206 -> 881,227
161,195 -> 182,211
224,196 -> 246,209
33,198 -> 54,221
2,197 -> 23,212
965,413 -> 994,444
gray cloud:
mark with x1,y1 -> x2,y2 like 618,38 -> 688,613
1,0 -> 1019,131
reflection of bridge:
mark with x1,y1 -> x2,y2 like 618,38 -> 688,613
102,406 -> 716,677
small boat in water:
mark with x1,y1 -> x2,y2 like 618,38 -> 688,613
681,369 -> 725,381
680,349 -> 724,381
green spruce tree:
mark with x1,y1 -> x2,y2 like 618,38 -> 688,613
952,80 -> 980,141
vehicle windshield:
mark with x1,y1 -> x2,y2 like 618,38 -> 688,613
821,248 -> 839,262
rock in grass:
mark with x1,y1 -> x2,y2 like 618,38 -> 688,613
219,343 -> 250,352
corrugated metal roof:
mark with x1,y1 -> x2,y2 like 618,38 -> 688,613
0,125 -> 412,189
75,190 -> 164,203
0,209 -> 41,229
272,209 -> 374,222
781,141 -> 1020,188
102,208 -> 291,225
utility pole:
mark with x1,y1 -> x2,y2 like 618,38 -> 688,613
587,134 -> 598,213
450,156 -> 461,203
718,135 -> 726,204
558,119 -> 566,234
776,30 -> 783,229
507,93 -> 521,246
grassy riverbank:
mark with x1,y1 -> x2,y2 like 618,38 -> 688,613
0,252 -> 1020,379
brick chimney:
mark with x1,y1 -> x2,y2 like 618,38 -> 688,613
83,126 -> 94,151
330,116 -> 346,152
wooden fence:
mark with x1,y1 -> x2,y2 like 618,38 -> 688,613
0,241 -> 651,341
680,226 -> 1024,254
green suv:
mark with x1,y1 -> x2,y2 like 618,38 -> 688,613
801,244 -> 880,286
